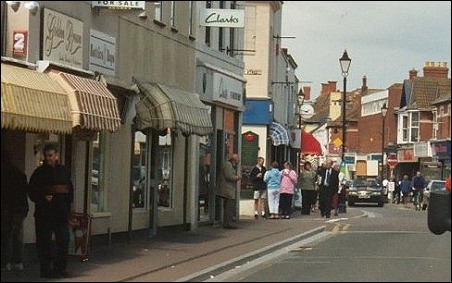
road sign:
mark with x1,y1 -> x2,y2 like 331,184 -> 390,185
387,158 -> 398,168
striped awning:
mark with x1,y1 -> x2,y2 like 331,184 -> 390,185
1,63 -> 73,134
269,122 -> 290,146
52,72 -> 121,132
134,79 -> 213,136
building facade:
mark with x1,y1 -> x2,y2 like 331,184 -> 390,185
1,1 -> 220,244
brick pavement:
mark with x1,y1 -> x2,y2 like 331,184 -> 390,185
1,201 -> 365,282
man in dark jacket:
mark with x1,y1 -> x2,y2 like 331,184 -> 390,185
249,157 -> 267,219
412,171 -> 426,211
28,144 -> 74,278
1,149 -> 29,272
217,153 -> 241,229
318,159 -> 339,218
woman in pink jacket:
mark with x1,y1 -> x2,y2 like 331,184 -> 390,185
279,162 -> 298,219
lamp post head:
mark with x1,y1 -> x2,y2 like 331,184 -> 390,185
381,102 -> 388,117
339,49 -> 352,78
6,1 -> 21,12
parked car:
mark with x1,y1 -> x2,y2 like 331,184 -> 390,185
422,180 -> 446,210
347,179 -> 385,207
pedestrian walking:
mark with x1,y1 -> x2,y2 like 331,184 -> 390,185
400,175 -> 412,205
412,171 -> 426,210
318,159 -> 339,218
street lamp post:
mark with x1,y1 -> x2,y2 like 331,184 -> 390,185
380,103 -> 388,182
339,50 -> 351,163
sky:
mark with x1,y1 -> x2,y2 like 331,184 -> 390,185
281,1 -> 451,100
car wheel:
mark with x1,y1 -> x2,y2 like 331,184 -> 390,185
422,204 -> 427,211
348,201 -> 354,206
378,202 -> 384,207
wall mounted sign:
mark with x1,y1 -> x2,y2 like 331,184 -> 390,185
13,30 -> 27,57
89,29 -> 116,76
43,9 -> 83,68
92,1 -> 145,9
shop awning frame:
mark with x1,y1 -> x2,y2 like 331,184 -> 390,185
52,72 -> 121,132
134,78 -> 213,136
1,62 -> 73,134
269,122 -> 290,146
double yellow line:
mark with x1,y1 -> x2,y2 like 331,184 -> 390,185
331,223 -> 350,234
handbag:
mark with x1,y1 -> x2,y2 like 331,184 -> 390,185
331,193 -> 339,209
294,188 -> 302,208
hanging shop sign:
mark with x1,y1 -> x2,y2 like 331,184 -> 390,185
200,9 -> 245,28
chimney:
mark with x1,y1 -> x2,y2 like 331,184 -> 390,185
409,68 -> 418,80
327,81 -> 337,93
423,61 -> 449,78
303,86 -> 311,100
361,76 -> 368,94
321,83 -> 328,94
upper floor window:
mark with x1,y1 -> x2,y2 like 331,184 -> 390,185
399,112 -> 419,143
218,1 -> 225,52
170,1 -> 176,27
229,1 -> 237,57
154,1 -> 162,22
205,1 -> 212,46
432,110 -> 438,139
188,1 -> 194,36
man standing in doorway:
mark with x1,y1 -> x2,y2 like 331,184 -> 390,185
217,153 -> 241,229
28,144 -> 74,278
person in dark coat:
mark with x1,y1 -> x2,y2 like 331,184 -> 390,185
28,144 -> 74,278
249,157 -> 267,219
318,159 -> 339,218
217,153 -> 241,229
1,149 -> 29,272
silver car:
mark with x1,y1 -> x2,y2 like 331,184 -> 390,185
423,180 -> 446,210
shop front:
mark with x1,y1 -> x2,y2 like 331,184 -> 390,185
134,78 -> 213,231
431,140 -> 451,179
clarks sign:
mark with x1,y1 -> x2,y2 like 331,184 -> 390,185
200,9 -> 245,28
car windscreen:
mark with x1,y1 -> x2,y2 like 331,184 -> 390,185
353,180 -> 378,187
431,181 -> 446,191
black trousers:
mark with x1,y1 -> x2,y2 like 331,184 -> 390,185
319,186 -> 334,217
35,217 -> 69,274
222,197 -> 235,226
279,193 -> 293,217
301,190 -> 317,214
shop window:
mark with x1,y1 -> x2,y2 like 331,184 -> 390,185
156,133 -> 172,208
91,133 -> 108,213
132,131 -> 148,209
